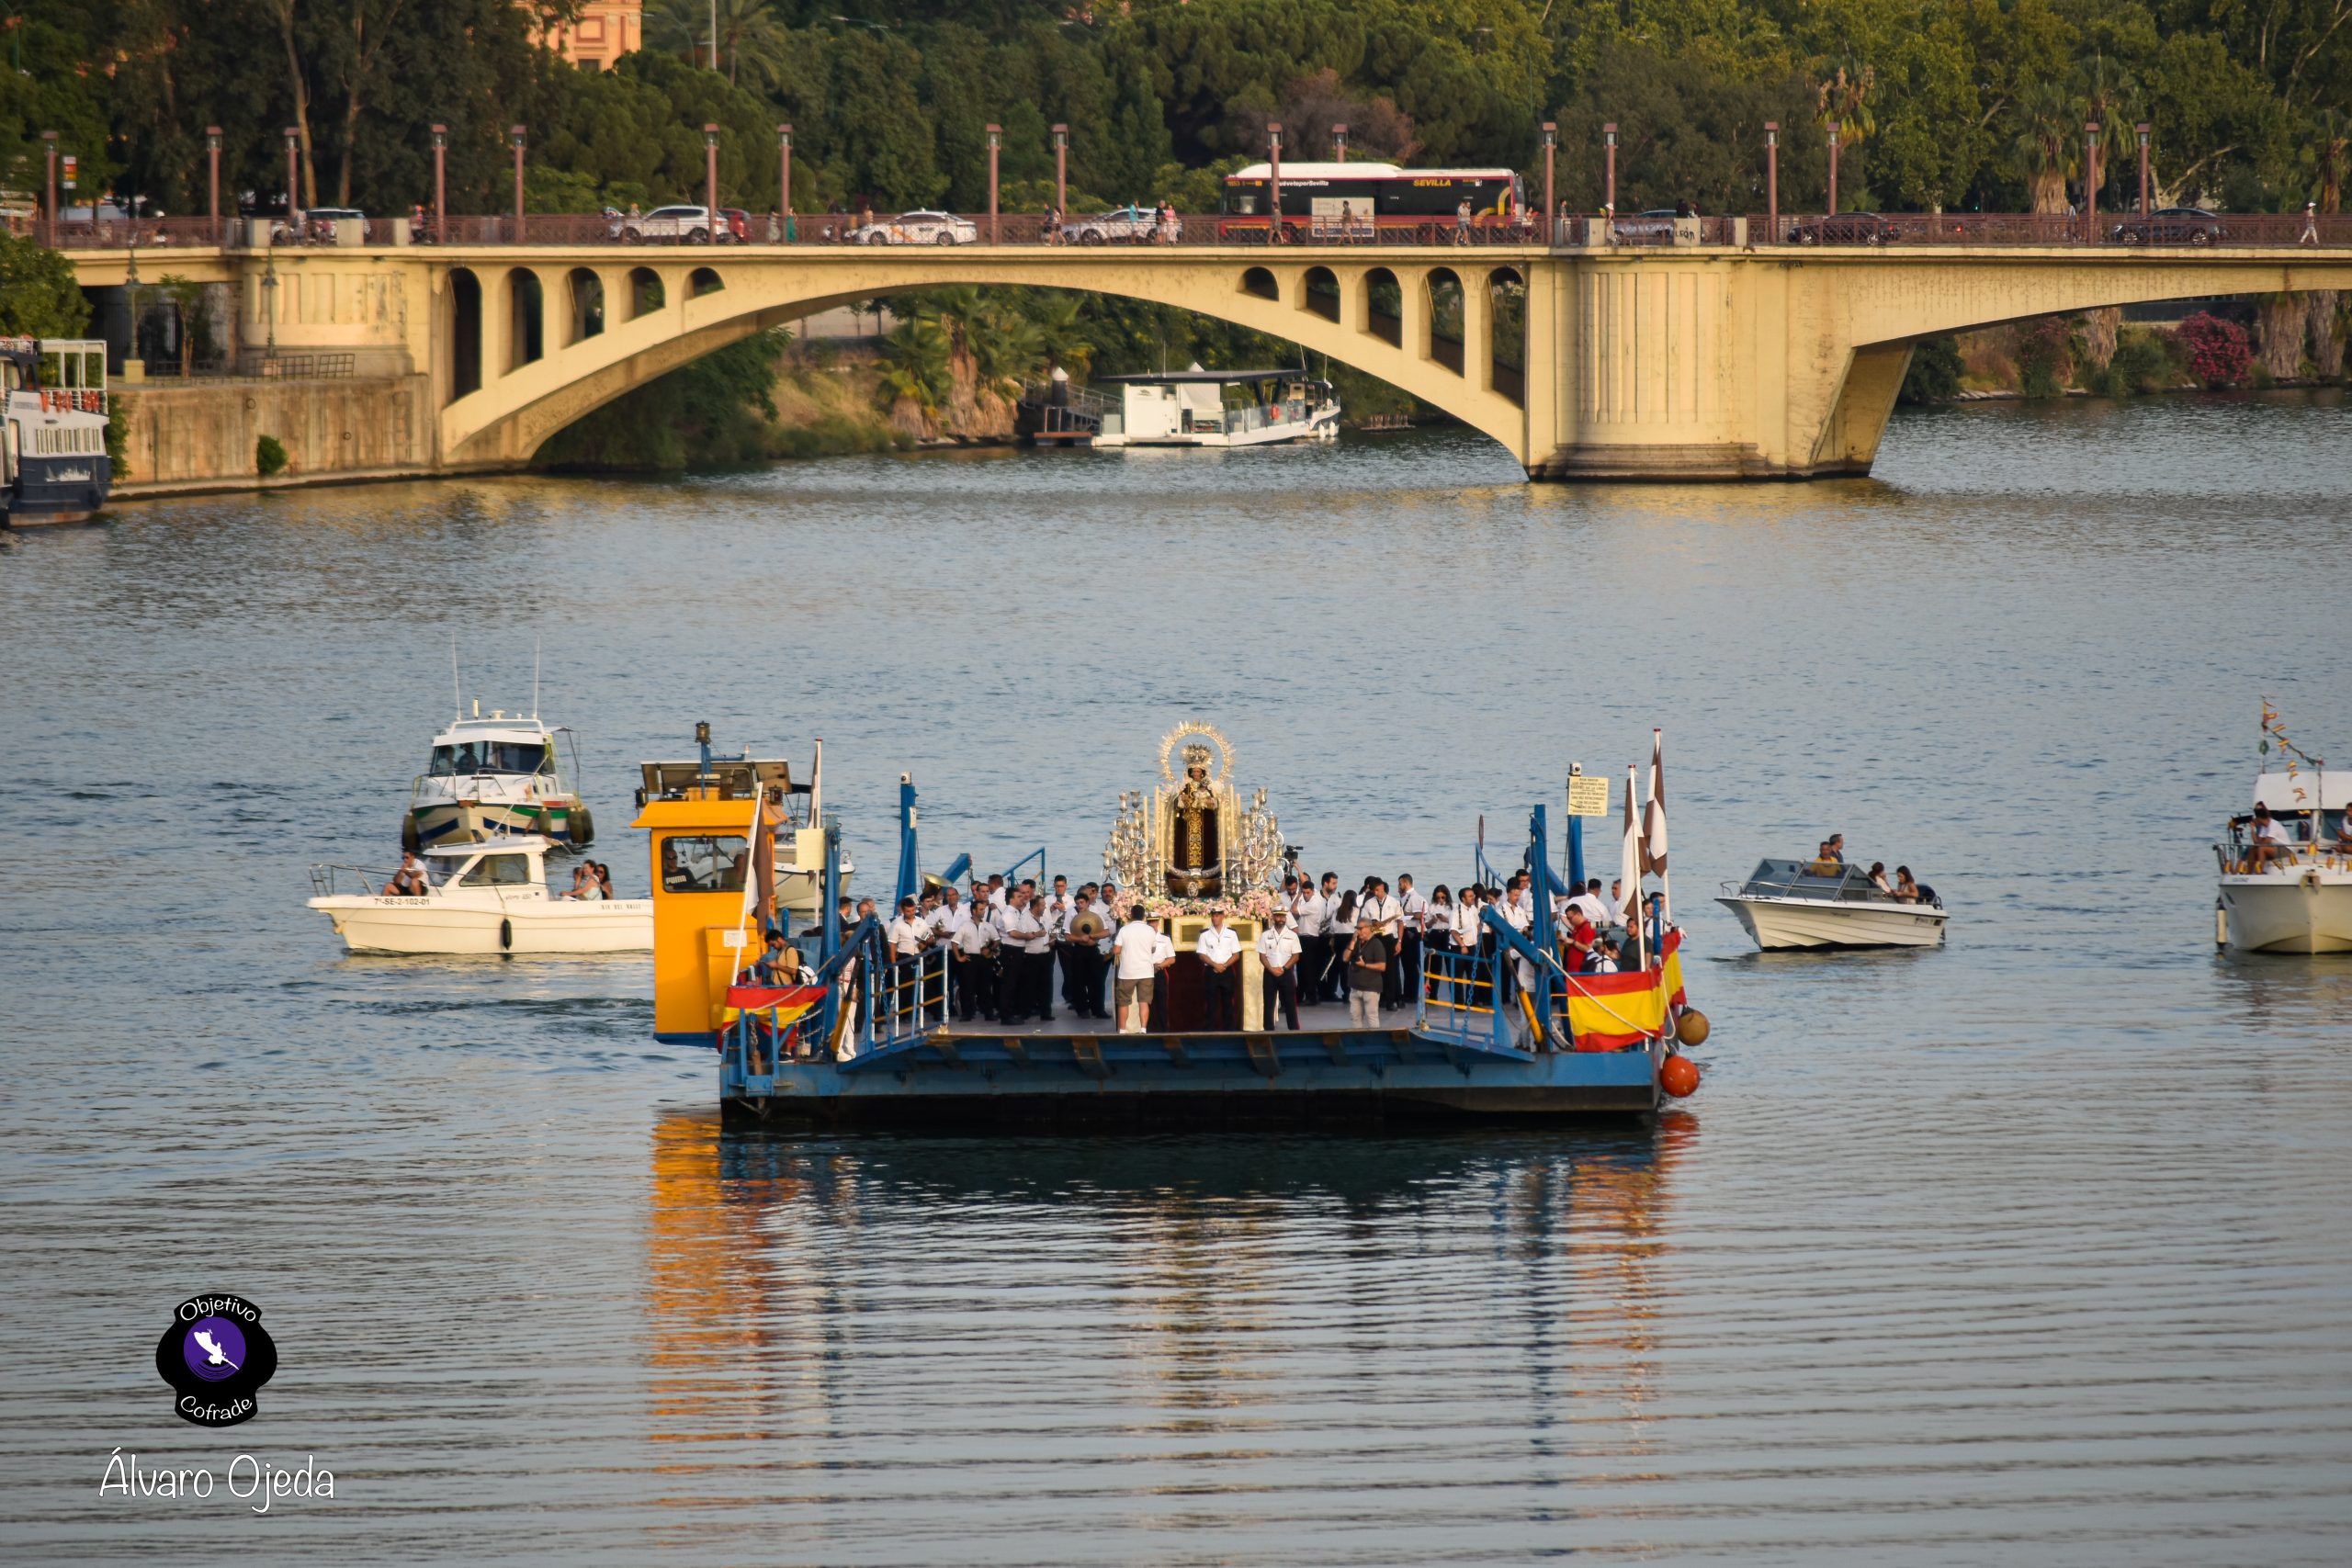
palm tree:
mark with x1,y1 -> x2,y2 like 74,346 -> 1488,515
1025,291 -> 1094,380
2010,81 -> 2079,214
2074,56 -> 2140,208
2314,108 -> 2351,213
645,0 -> 791,88
1815,63 -> 1876,147
878,317 -> 952,418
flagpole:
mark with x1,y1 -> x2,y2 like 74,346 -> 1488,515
1650,728 -> 1671,925
1624,762 -> 1647,974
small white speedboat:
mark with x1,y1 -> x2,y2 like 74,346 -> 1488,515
2216,767 -> 2352,954
308,837 -> 650,955
1717,858 -> 1949,950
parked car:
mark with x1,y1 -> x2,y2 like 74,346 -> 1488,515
2109,207 -> 2227,245
611,205 -> 729,243
1609,209 -> 1682,243
1789,210 -> 1899,245
1063,205 -> 1158,243
847,209 -> 978,245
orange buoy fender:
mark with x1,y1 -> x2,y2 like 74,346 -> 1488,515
1675,1008 -> 1710,1046
1659,1054 -> 1702,1098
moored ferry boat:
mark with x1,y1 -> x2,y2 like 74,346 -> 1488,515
2216,765 -> 2352,954
637,721 -> 1709,1124
2,337 -> 111,526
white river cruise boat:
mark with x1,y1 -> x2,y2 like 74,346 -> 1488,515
2,337 -> 111,525
1717,857 -> 1950,950
1020,365 -> 1340,449
403,705 -> 594,852
308,836 -> 650,955
2216,766 -> 2352,954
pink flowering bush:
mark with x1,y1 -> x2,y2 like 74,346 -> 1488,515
2173,312 -> 2253,388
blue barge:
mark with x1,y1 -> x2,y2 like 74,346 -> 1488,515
635,727 -> 1703,1126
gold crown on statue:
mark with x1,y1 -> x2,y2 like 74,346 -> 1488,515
1182,742 -> 1214,769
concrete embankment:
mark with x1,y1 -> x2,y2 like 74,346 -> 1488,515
112,374 -> 435,499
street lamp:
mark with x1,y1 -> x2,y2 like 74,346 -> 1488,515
1826,122 -> 1840,217
2084,122 -> 2100,240
262,245 -> 279,362
703,123 -> 719,243
41,129 -> 56,247
986,123 -> 1001,244
284,126 -> 301,233
1602,122 -> 1617,220
2136,122 -> 2151,219
206,126 -> 222,243
1268,121 -> 1283,243
1764,121 -> 1780,239
1541,121 -> 1556,241
510,124 -> 526,241
1332,122 -> 1348,164
1052,122 -> 1068,217
430,123 -> 447,244
778,123 -> 793,233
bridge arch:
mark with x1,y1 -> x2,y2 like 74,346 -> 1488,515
1363,268 -> 1403,346
438,252 -> 1532,470
567,268 -> 605,345
507,268 -> 545,370
628,266 -> 663,318
1487,266 -> 1526,405
445,267 -> 482,405
1426,268 -> 1465,376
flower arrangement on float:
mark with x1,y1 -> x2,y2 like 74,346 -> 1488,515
1126,886 -> 1285,922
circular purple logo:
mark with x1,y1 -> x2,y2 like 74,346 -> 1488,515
182,1315 -> 246,1382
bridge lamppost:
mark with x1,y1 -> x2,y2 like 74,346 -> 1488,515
284,126 -> 301,234
206,126 -> 222,243
703,123 -> 720,243
41,130 -> 56,248
986,123 -> 1001,244
509,125 -> 526,242
431,124 -> 447,245
1268,121 -> 1283,243
2136,122 -> 2151,218
1764,121 -> 1780,241
1541,121 -> 1556,243
1826,123 -> 1840,217
1052,123 -> 1068,218
1332,122 -> 1348,163
2084,122 -> 2100,242
1602,122 -> 1617,221
778,124 -> 793,235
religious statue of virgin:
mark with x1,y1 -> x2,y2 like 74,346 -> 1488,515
1170,748 -> 1222,897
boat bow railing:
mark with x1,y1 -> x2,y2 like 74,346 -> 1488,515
309,862 -> 402,898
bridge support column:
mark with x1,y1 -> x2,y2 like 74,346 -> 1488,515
1397,269 -> 1429,362
1811,342 -> 1916,475
1460,268 -> 1490,392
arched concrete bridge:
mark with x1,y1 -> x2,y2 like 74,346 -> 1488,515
72,241 -> 2352,482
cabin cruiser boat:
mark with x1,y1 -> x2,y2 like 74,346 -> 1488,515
308,836 -> 650,955
1717,858 -> 1949,950
2,337 -> 111,525
404,705 -> 594,852
1018,365 -> 1340,449
2216,767 -> 2352,953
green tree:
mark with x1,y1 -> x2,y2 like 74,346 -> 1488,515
0,232 -> 92,336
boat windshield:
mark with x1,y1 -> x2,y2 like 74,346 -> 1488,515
661,834 -> 748,894
1735,858 -> 1888,902
458,852 -> 535,887
431,740 -> 552,776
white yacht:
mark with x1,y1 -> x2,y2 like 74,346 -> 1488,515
1022,365 -> 1340,449
404,704 -> 594,852
308,837 -> 650,955
2216,768 -> 2352,954
1718,858 -> 1949,950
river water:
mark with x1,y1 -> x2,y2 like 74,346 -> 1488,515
4,394 -> 2349,1564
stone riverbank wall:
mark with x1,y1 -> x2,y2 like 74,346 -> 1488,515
113,375 -> 435,497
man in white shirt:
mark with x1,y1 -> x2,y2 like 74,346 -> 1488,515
948,897 -> 995,1021
1195,908 -> 1243,1030
1111,905 -> 1160,1034
1041,874 -> 1078,1015
1150,925 -> 1177,1028
1256,907 -> 1303,1031
1396,874 -> 1428,1006
886,897 -> 932,962
996,889 -> 1047,1023
1565,878 -> 1608,929
1305,872 -> 1341,1003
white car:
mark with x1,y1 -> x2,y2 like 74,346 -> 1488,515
1064,205 -> 1158,243
611,205 -> 728,243
847,210 -> 978,245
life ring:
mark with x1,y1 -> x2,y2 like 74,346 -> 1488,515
499,917 -> 514,952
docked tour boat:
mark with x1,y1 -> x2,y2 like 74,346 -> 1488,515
1717,858 -> 1949,950
1019,365 -> 1340,449
638,721 -> 1709,1124
404,705 -> 594,852
2,337 -> 112,526
2216,766 -> 2352,954
308,836 -> 651,955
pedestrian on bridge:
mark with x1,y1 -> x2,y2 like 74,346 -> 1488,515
2302,202 -> 2320,245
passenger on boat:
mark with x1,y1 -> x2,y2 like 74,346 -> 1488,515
1359,879 -> 1403,1008
384,850 -> 432,897
1258,908 -> 1303,1031
1150,925 -> 1178,1028
1197,908 -> 1243,1030
2249,805 -> 2291,872
1328,888 -> 1360,1001
888,897 -> 931,962
1397,874 -> 1427,1000
998,888 -> 1050,1024
1608,877 -> 1628,926
1292,875 -> 1331,1003
1347,933 -> 1387,1028
1112,906 -> 1159,1034
950,899 -> 995,1021
1869,862 -> 1894,897
753,928 -> 797,986
1564,878 -> 1609,929
1563,908 -> 1605,973
1818,833 -> 1846,864
1893,866 -> 1921,903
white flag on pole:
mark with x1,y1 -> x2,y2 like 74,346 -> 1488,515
1643,728 -> 1670,920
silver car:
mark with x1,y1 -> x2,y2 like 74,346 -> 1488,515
848,210 -> 978,245
611,205 -> 725,243
1063,205 -> 1158,243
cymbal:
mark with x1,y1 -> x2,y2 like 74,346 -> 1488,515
1069,910 -> 1107,940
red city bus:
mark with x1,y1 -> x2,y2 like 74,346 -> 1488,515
1218,162 -> 1525,242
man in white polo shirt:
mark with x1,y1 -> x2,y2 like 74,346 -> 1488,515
1195,907 -> 1243,1030
1256,906 -> 1303,1031
1112,905 -> 1160,1035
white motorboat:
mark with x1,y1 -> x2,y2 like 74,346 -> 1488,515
308,837 -> 650,955
1023,365 -> 1340,449
404,704 -> 594,852
1717,858 -> 1949,950
2216,767 -> 2352,954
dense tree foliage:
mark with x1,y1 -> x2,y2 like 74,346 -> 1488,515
11,0 -> 2352,221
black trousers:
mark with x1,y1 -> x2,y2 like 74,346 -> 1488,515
952,953 -> 990,1021
1399,931 -> 1422,1007
998,951 -> 1033,1021
1204,965 -> 1240,1030
1020,949 -> 1053,1020
1261,966 -> 1300,1030
1327,933 -> 1354,998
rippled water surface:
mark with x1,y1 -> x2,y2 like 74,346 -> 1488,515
4,395 -> 2349,1564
